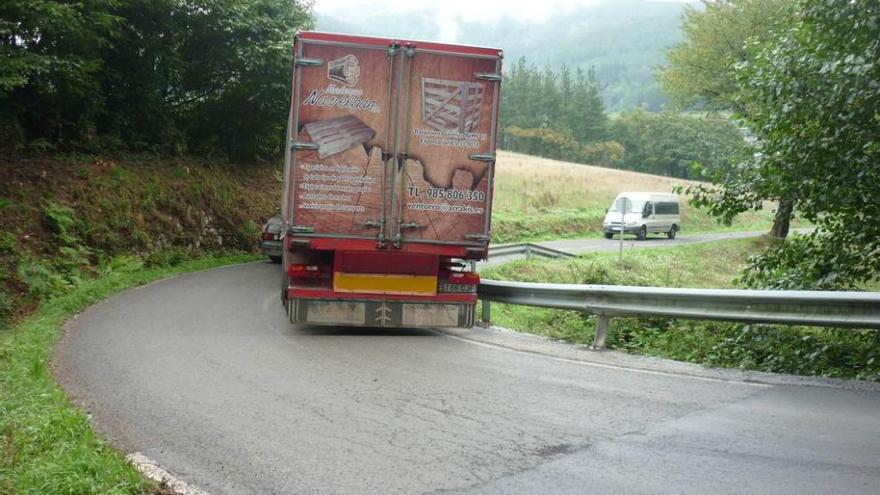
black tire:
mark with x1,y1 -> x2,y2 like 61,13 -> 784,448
269,255 -> 282,264
604,232 -> 614,240
636,225 -> 647,241
667,225 -> 677,240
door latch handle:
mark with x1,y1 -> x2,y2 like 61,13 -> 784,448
400,222 -> 424,230
469,153 -> 495,162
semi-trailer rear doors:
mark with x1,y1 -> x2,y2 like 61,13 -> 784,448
283,33 -> 502,250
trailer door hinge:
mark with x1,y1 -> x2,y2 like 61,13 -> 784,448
291,142 -> 319,151
400,222 -> 425,230
295,57 -> 324,67
474,72 -> 502,82
466,247 -> 488,259
469,153 -> 495,162
363,220 -> 382,228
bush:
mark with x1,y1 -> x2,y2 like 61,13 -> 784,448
146,249 -> 190,268
98,255 -> 144,277
43,200 -> 79,245
235,220 -> 261,251
0,290 -> 12,330
17,260 -> 72,299
0,231 -> 15,253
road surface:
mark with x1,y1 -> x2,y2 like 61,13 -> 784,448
55,261 -> 880,495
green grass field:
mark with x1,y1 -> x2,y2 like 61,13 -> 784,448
481,238 -> 880,381
491,151 -> 781,242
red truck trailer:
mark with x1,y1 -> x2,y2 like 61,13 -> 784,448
280,31 -> 502,328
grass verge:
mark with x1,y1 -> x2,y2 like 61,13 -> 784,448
481,239 -> 880,381
0,252 -> 261,494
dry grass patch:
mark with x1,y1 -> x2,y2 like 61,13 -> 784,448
494,150 -> 703,212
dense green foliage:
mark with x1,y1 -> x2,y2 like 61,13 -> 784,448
499,59 -> 747,179
609,109 -> 749,179
658,0 -> 798,240
682,0 -> 880,289
499,59 -> 622,166
657,0 -> 795,112
482,240 -> 880,381
1,0 -> 312,160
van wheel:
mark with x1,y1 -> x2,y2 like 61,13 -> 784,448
667,225 -> 677,240
604,232 -> 614,239
636,225 -> 647,241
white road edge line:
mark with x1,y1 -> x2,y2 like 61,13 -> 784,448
127,452 -> 213,495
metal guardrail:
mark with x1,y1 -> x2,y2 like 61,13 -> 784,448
488,243 -> 576,260
477,280 -> 880,349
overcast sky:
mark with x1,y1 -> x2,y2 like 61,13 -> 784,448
313,0 -> 696,42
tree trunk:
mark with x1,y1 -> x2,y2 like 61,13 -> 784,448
770,199 -> 794,239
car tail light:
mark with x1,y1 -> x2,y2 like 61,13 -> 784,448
438,271 -> 479,293
261,232 -> 277,241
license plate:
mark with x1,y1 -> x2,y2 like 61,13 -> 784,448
438,283 -> 476,293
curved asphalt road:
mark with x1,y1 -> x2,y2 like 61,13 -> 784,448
55,261 -> 880,495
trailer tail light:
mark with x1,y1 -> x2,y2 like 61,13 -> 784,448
438,271 -> 479,293
287,264 -> 331,287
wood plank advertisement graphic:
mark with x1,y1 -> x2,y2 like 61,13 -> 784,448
290,38 -> 500,245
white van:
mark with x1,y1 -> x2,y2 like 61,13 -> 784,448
602,192 -> 680,240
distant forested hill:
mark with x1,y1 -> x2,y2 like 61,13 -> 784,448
315,0 -> 692,111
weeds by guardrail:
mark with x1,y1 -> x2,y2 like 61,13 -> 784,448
477,280 -> 880,349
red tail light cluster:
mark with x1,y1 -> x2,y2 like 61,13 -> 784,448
287,264 -> 321,277
261,232 -> 277,241
287,264 -> 331,287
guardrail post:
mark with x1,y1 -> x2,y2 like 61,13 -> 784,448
480,300 -> 491,327
592,314 -> 609,349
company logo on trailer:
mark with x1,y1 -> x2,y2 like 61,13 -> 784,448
302,53 -> 378,113
328,54 -> 360,87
